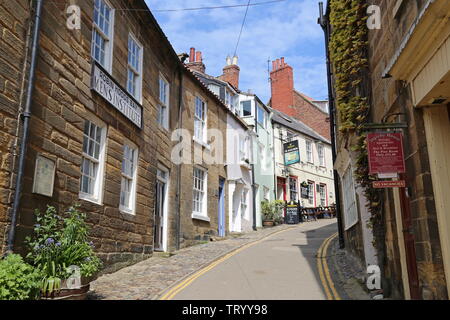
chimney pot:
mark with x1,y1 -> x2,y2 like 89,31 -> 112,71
190,47 -> 196,62
232,55 -> 238,65
226,56 -> 232,66
281,57 -> 285,66
196,51 -> 202,62
272,60 -> 276,71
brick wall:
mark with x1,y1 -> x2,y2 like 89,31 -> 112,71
270,58 -> 330,140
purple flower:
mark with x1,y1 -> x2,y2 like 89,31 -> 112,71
88,241 -> 95,248
56,242 -> 61,247
45,238 -> 54,245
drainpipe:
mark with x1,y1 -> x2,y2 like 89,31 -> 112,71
6,0 -> 44,254
319,1 -> 345,249
175,63 -> 185,251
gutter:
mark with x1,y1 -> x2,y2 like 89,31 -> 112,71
319,1 -> 345,249
6,0 -> 44,254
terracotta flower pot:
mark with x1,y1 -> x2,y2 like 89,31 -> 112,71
263,220 -> 274,227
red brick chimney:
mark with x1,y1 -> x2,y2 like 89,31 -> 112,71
186,47 -> 206,73
221,55 -> 240,90
270,57 -> 294,115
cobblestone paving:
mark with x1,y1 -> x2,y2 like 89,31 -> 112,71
327,237 -> 372,300
88,224 -> 295,300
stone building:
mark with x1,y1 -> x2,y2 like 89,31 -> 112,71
0,0 -> 231,273
272,109 -> 335,209
327,0 -> 450,299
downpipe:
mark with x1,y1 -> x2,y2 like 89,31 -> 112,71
6,0 -> 44,254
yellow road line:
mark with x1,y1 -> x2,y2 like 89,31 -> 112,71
317,232 -> 341,300
159,227 -> 297,300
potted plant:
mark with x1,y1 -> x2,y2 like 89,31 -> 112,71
273,200 -> 285,225
25,205 -> 102,300
261,200 -> 275,227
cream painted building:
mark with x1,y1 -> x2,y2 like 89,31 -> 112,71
271,109 -> 335,208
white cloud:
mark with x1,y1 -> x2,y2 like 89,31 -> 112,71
145,0 -> 328,102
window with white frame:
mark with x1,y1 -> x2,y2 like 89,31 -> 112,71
158,75 -> 170,129
307,181 -> 315,205
80,119 -> 106,203
240,189 -> 248,217
318,144 -> 325,167
306,140 -> 313,163
286,130 -> 295,142
342,166 -> 358,229
194,97 -> 207,143
318,184 -> 326,207
127,34 -> 142,102
225,90 -> 232,109
257,104 -> 266,128
120,144 -> 138,213
193,167 -> 207,217
289,177 -> 298,202
92,0 -> 114,71
241,100 -> 252,117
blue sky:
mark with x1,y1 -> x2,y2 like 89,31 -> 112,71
145,0 -> 327,104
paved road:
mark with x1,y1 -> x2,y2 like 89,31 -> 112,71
172,219 -> 338,300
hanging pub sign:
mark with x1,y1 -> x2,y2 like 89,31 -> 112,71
367,132 -> 405,175
91,62 -> 143,129
285,203 -> 300,224
284,140 -> 300,166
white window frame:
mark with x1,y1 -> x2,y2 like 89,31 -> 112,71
91,0 -> 115,72
119,141 -> 138,215
158,74 -> 170,130
306,140 -> 313,163
127,33 -> 143,103
318,143 -> 325,167
342,165 -> 359,230
240,100 -> 252,117
239,135 -> 247,161
192,167 -> 209,221
307,181 -> 315,206
79,117 -> 107,205
194,96 -> 207,144
257,104 -> 266,128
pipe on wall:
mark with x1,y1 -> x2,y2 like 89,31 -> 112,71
6,0 -> 44,254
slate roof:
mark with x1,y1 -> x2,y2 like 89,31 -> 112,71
270,108 -> 330,144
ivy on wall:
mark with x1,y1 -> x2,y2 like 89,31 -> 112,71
329,0 -> 384,238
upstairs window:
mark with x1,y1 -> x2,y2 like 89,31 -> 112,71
92,0 -> 114,71
80,119 -> 106,204
127,34 -> 143,102
306,140 -> 313,163
194,97 -> 207,143
239,136 -> 247,161
318,144 -> 325,166
158,75 -> 170,129
240,100 -> 252,117
257,105 -> 266,128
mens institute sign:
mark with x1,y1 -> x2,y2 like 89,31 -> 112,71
91,62 -> 143,129
367,132 -> 405,175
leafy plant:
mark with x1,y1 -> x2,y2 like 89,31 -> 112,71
261,200 -> 275,221
0,254 -> 42,300
25,205 -> 102,296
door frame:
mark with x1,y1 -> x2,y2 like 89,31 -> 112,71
154,165 -> 169,252
218,177 -> 226,237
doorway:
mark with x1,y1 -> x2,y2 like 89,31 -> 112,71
154,167 -> 169,251
218,178 -> 226,237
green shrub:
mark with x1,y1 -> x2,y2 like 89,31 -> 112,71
0,254 -> 42,300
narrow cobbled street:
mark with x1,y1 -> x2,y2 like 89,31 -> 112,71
89,220 -> 348,300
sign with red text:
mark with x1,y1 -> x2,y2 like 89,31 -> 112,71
373,180 -> 406,189
367,133 -> 405,175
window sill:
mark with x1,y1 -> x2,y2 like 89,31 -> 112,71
193,137 -> 211,150
192,213 -> 210,222
79,193 -> 102,206
119,206 -> 136,216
